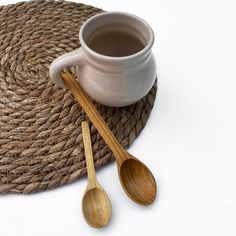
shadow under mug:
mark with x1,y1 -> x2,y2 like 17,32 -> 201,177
49,11 -> 156,107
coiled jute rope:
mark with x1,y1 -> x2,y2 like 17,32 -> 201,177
0,0 -> 157,194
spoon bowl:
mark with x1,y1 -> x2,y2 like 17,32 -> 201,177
82,188 -> 111,228
119,156 -> 157,205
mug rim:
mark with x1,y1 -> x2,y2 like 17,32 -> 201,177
79,11 -> 154,61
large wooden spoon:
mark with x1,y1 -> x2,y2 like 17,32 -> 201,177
81,121 -> 111,228
62,73 -> 157,205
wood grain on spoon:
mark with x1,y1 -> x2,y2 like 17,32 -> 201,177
81,121 -> 111,228
62,72 -> 157,205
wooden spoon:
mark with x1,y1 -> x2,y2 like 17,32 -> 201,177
81,121 -> 111,228
62,73 -> 157,205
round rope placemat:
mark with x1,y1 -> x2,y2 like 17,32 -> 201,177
0,0 -> 157,194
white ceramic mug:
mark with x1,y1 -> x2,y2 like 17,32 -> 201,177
49,12 -> 156,107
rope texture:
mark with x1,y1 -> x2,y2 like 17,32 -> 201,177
0,0 -> 157,194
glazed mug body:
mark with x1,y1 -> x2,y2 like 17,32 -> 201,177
49,12 -> 156,107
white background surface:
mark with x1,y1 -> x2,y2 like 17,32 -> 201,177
0,0 -> 236,235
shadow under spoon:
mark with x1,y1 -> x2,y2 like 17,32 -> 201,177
81,121 -> 111,228
62,73 -> 157,205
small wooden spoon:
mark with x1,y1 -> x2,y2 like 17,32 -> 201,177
81,121 -> 111,228
62,73 -> 157,205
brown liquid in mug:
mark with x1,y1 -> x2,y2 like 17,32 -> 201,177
87,31 -> 145,57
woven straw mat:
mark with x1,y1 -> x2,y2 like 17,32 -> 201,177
0,0 -> 157,194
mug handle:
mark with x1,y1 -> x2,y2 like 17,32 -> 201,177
49,48 -> 84,88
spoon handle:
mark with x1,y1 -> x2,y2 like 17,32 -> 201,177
81,121 -> 97,186
62,73 -> 126,165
